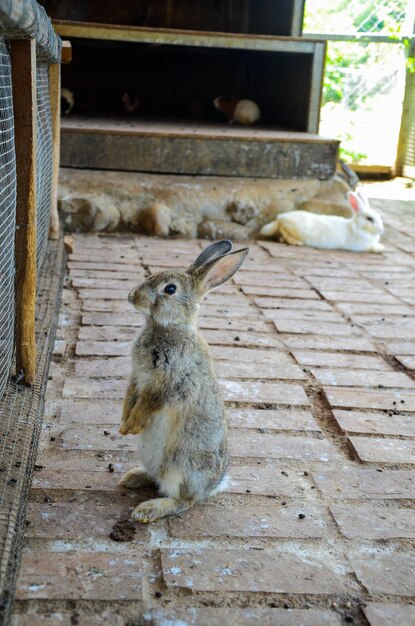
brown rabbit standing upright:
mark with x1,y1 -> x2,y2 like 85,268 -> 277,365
119,240 -> 249,522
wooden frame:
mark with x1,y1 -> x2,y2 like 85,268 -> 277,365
11,38 -> 38,385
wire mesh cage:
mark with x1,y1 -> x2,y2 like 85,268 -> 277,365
0,37 -> 16,401
36,62 -> 53,267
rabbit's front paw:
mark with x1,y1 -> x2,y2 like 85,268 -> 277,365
131,497 -> 189,523
369,242 -> 385,253
119,468 -> 154,489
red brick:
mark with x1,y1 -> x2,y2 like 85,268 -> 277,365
255,298 -> 333,310
160,548 -> 347,593
57,399 -> 121,423
11,611 -> 124,626
349,436 -> 415,464
227,408 -> 319,430
201,329 -> 283,349
283,335 -> 375,352
60,425 -> 133,451
217,361 -> 307,380
273,319 -> 359,336
79,326 -> 136,341
348,552 -> 415,596
311,368 -> 414,389
34,450 -> 135,473
62,377 -> 125,399
31,470 -> 124,492
336,302 -> 413,316
75,341 -> 131,357
25,498 -> 148,541
263,309 -> 342,322
78,289 -> 129,300
333,409 -> 415,436
169,500 -> 327,538
75,358 -> 130,378
253,291 -> 320,306
71,277 -> 139,290
230,431 -> 340,461
150,608 -> 342,626
312,468 -> 415,499
82,300 -> 131,313
234,271 -> 296,286
353,318 -> 415,339
198,316 -> 272,333
82,312 -> 140,326
70,268 -> 142,281
331,503 -> 415,539
16,551 -> 145,600
292,351 -> 390,370
323,387 -> 415,411
220,380 -> 310,405
211,346 -> 291,363
385,341 -> 415,356
199,303 -> 260,318
319,291 -> 399,304
203,293 -> 250,306
306,277 -> 380,292
396,355 -> 415,369
227,465 -> 310,497
363,603 -> 415,626
241,284 -> 314,297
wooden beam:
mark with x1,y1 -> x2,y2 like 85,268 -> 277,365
61,39 -> 72,64
11,38 -> 37,385
48,62 -> 61,240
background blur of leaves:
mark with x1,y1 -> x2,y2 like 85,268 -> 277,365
304,0 -> 412,164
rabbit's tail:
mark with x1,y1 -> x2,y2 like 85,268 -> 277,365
260,218 -> 280,238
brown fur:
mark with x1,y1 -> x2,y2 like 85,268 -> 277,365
118,240 -> 249,522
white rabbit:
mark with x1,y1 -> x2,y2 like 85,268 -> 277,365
260,189 -> 385,253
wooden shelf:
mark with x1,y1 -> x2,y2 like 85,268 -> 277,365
61,116 -> 336,144
53,20 -> 322,53
60,116 -> 339,178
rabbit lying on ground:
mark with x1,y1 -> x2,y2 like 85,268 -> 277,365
119,240 -> 249,522
260,189 -> 384,253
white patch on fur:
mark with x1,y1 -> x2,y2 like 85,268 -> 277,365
209,473 -> 229,496
158,468 -> 183,498
136,408 -> 170,479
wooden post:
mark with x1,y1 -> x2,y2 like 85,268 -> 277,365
48,61 -> 61,240
11,38 -> 37,385
48,40 -> 72,240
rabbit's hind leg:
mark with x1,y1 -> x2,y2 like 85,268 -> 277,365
279,223 -> 304,246
131,496 -> 194,522
119,468 -> 155,489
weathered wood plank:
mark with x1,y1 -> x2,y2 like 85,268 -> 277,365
61,128 -> 338,179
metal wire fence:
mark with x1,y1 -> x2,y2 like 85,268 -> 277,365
36,63 -> 53,267
0,38 -> 16,401
304,0 -> 414,165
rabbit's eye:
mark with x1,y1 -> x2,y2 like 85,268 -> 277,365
164,284 -> 177,295
367,216 -> 374,223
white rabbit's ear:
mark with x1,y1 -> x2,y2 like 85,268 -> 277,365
357,188 -> 370,208
348,191 -> 363,213
194,248 -> 249,291
187,240 -> 232,274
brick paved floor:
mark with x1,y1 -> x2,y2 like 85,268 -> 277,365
11,196 -> 415,626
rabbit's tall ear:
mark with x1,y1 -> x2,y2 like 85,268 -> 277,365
188,240 -> 233,274
194,248 -> 249,292
348,191 -> 362,213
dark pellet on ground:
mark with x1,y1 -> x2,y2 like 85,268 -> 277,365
246,489 -> 251,493
155,591 -> 163,598
234,336 -> 240,341
110,519 -> 136,542
50,436 -> 56,441
345,616 -> 353,623
103,430 -> 110,435
298,513 -> 306,519
304,471 -> 308,476
281,471 -> 288,477
108,463 -> 115,473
